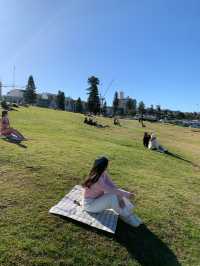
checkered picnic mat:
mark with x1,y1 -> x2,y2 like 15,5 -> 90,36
49,185 -> 118,234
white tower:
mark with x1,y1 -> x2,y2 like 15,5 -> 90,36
119,91 -> 124,100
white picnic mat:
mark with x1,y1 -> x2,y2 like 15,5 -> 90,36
49,185 -> 118,234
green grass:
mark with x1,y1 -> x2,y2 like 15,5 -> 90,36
0,107 -> 200,266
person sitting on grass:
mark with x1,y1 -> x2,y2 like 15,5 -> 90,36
84,117 -> 88,124
143,132 -> 151,148
82,156 -> 142,227
148,133 -> 167,153
91,118 -> 98,126
114,118 -> 121,126
87,118 -> 96,126
84,117 -> 93,125
0,110 -> 26,141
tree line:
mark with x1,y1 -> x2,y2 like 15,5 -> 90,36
10,75 -> 200,120
85,76 -> 200,120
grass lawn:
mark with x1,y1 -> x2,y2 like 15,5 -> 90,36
0,107 -> 200,266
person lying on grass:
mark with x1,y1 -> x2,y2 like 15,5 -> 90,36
148,133 -> 167,153
84,117 -> 97,126
84,117 -> 109,128
0,110 -> 26,141
82,156 -> 142,227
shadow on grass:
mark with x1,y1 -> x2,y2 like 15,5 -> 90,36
115,219 -> 181,266
1,138 -> 27,149
165,151 -> 198,168
54,215 -> 181,266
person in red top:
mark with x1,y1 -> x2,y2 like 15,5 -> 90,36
0,111 -> 26,141
82,156 -> 142,227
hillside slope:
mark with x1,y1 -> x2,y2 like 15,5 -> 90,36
0,107 -> 199,266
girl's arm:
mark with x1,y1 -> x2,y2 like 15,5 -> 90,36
103,172 -> 117,188
2,117 -> 10,128
100,174 -> 132,198
7,118 -> 10,128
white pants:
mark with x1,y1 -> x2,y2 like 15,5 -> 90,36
83,193 -> 134,218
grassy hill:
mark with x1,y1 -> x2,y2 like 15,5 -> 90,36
0,107 -> 200,266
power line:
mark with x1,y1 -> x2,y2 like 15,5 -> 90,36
103,79 -> 115,98
1,84 -> 25,89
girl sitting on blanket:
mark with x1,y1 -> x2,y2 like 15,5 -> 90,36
0,111 -> 26,141
82,156 -> 142,227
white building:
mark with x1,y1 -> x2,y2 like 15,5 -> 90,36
65,97 -> 75,112
37,92 -> 57,108
7,89 -> 24,98
6,89 -> 24,103
118,91 -> 130,114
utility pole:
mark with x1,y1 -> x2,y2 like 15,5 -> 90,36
99,93 -> 104,115
0,81 -> 2,99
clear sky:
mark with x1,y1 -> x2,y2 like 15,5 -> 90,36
0,0 -> 200,111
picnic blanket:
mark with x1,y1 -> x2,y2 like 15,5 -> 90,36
49,185 -> 119,234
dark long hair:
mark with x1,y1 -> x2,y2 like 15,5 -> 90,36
83,157 -> 109,188
2,111 -> 8,118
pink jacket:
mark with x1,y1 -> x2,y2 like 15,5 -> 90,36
84,171 -> 131,199
1,117 -> 10,130
0,117 -> 10,135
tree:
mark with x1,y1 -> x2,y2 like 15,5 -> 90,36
149,105 -> 154,116
1,100 -> 9,110
23,76 -> 37,104
87,76 -> 100,115
126,98 -> 137,115
113,91 -> 119,115
176,111 -> 185,119
156,105 -> 161,119
138,101 -> 145,116
56,90 -> 65,110
163,109 -> 169,119
76,97 -> 83,113
132,99 -> 137,115
102,101 -> 107,116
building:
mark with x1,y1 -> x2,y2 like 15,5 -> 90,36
37,92 -> 57,108
81,101 -> 87,113
118,91 -> 130,114
65,97 -> 87,113
6,89 -> 24,104
65,97 -> 76,112
106,106 -> 113,116
7,89 -> 24,98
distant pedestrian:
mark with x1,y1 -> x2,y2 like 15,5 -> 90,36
139,116 -> 145,127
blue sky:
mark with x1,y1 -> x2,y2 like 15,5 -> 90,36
0,0 -> 200,111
